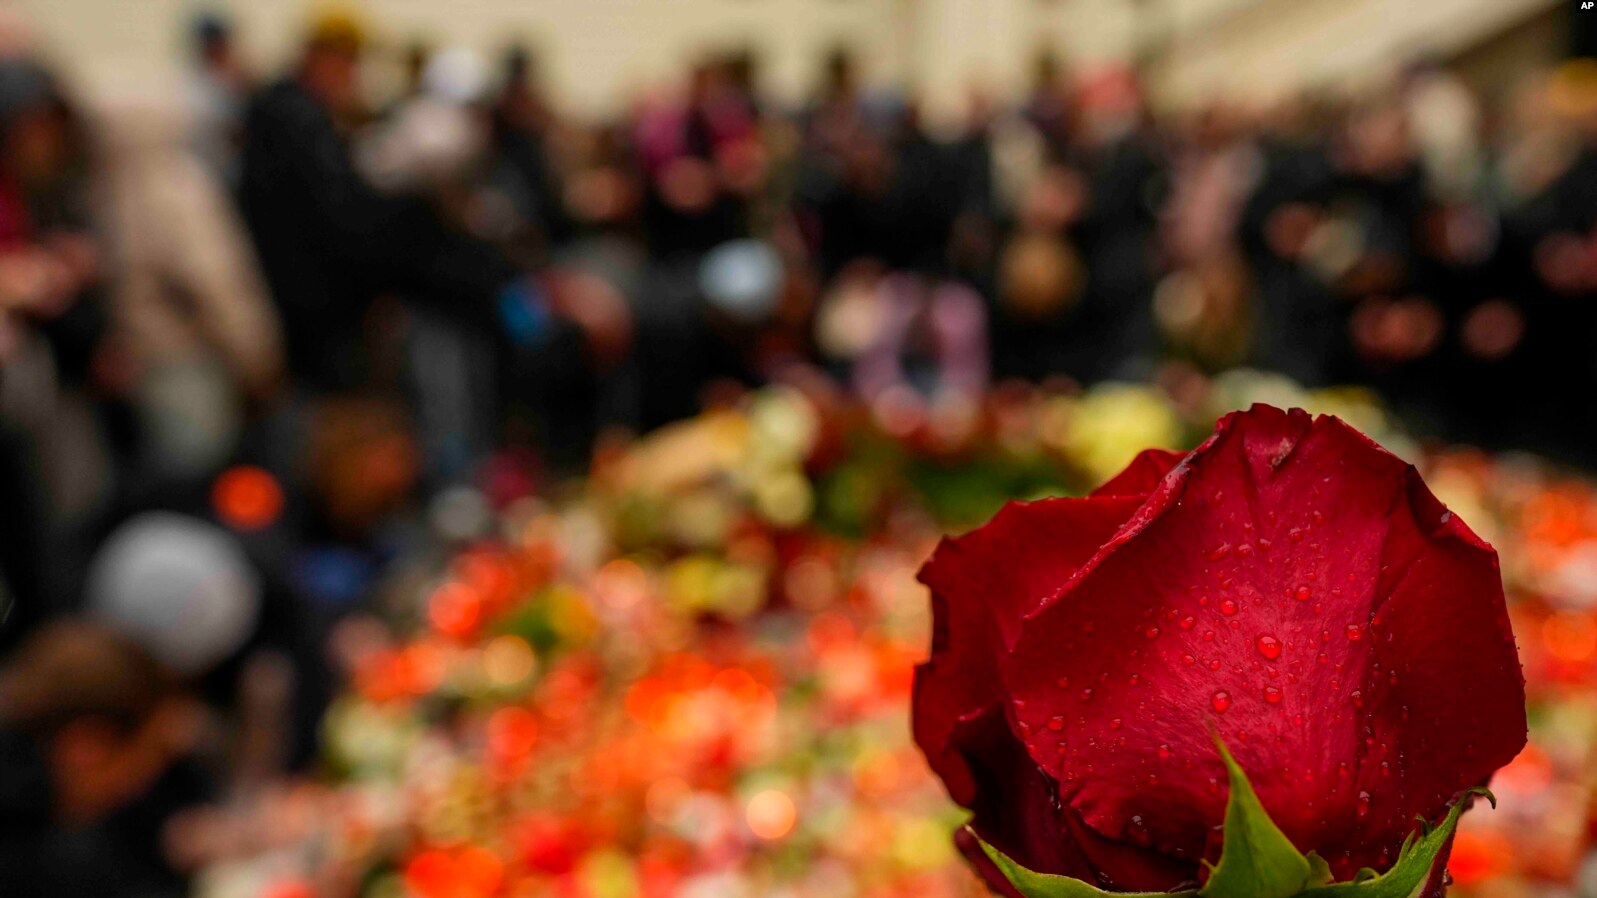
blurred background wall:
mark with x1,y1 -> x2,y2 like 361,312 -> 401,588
9,0 -> 1576,123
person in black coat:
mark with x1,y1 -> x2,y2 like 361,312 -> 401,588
0,622 -> 210,898
239,19 -> 521,394
239,18 -> 627,401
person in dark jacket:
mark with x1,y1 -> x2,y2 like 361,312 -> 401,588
0,621 -> 209,898
239,15 -> 626,399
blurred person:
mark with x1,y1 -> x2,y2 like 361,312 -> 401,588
97,96 -> 285,490
634,56 -> 758,259
360,46 -> 491,195
0,620 -> 208,898
1059,67 -> 1165,381
988,162 -> 1091,380
1021,50 -> 1077,155
794,48 -> 884,278
86,505 -> 334,774
850,271 -> 989,418
1333,97 -> 1457,432
0,56 -> 122,643
394,39 -> 431,108
481,44 -> 571,263
1155,102 -> 1260,371
0,58 -> 108,373
1236,93 -> 1341,385
184,12 -> 252,187
1161,103 -> 1259,270
1402,57 -> 1484,202
85,512 -> 261,677
1491,61 -> 1597,461
239,10 -> 629,457
802,47 -> 866,160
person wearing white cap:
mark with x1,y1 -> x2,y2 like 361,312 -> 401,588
85,512 -> 261,676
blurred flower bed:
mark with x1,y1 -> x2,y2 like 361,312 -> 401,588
197,374 -> 1597,898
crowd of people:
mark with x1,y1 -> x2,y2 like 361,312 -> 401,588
3,6 -> 1597,896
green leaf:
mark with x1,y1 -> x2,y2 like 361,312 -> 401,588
1296,789 -> 1494,898
972,831 -> 1199,898
1200,736 -> 1315,898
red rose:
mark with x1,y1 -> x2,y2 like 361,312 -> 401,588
913,405 -> 1525,894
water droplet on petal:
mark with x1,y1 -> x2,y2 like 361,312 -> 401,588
1294,586 -> 1312,601
1207,544 -> 1232,561
1048,715 -> 1065,731
1220,598 -> 1239,616
1179,616 -> 1196,631
1264,685 -> 1283,704
1211,691 -> 1233,714
1256,634 -> 1282,660
1357,791 -> 1372,818
1346,624 -> 1364,642
1144,626 -> 1161,640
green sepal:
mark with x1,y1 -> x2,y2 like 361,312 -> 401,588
1296,789 -> 1494,898
973,832 -> 1198,898
1199,736 -> 1317,898
1304,853 -> 1335,888
968,738 -> 1493,898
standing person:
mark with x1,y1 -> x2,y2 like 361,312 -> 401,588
184,12 -> 252,188
238,11 -> 626,400
634,57 -> 756,260
484,44 -> 570,262
0,56 -> 121,644
97,96 -> 285,491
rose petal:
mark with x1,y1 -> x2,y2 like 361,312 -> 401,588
1092,447 -> 1185,498
999,405 -> 1525,880
914,494 -> 1145,803
1343,478 -> 1524,873
948,704 -> 1200,893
